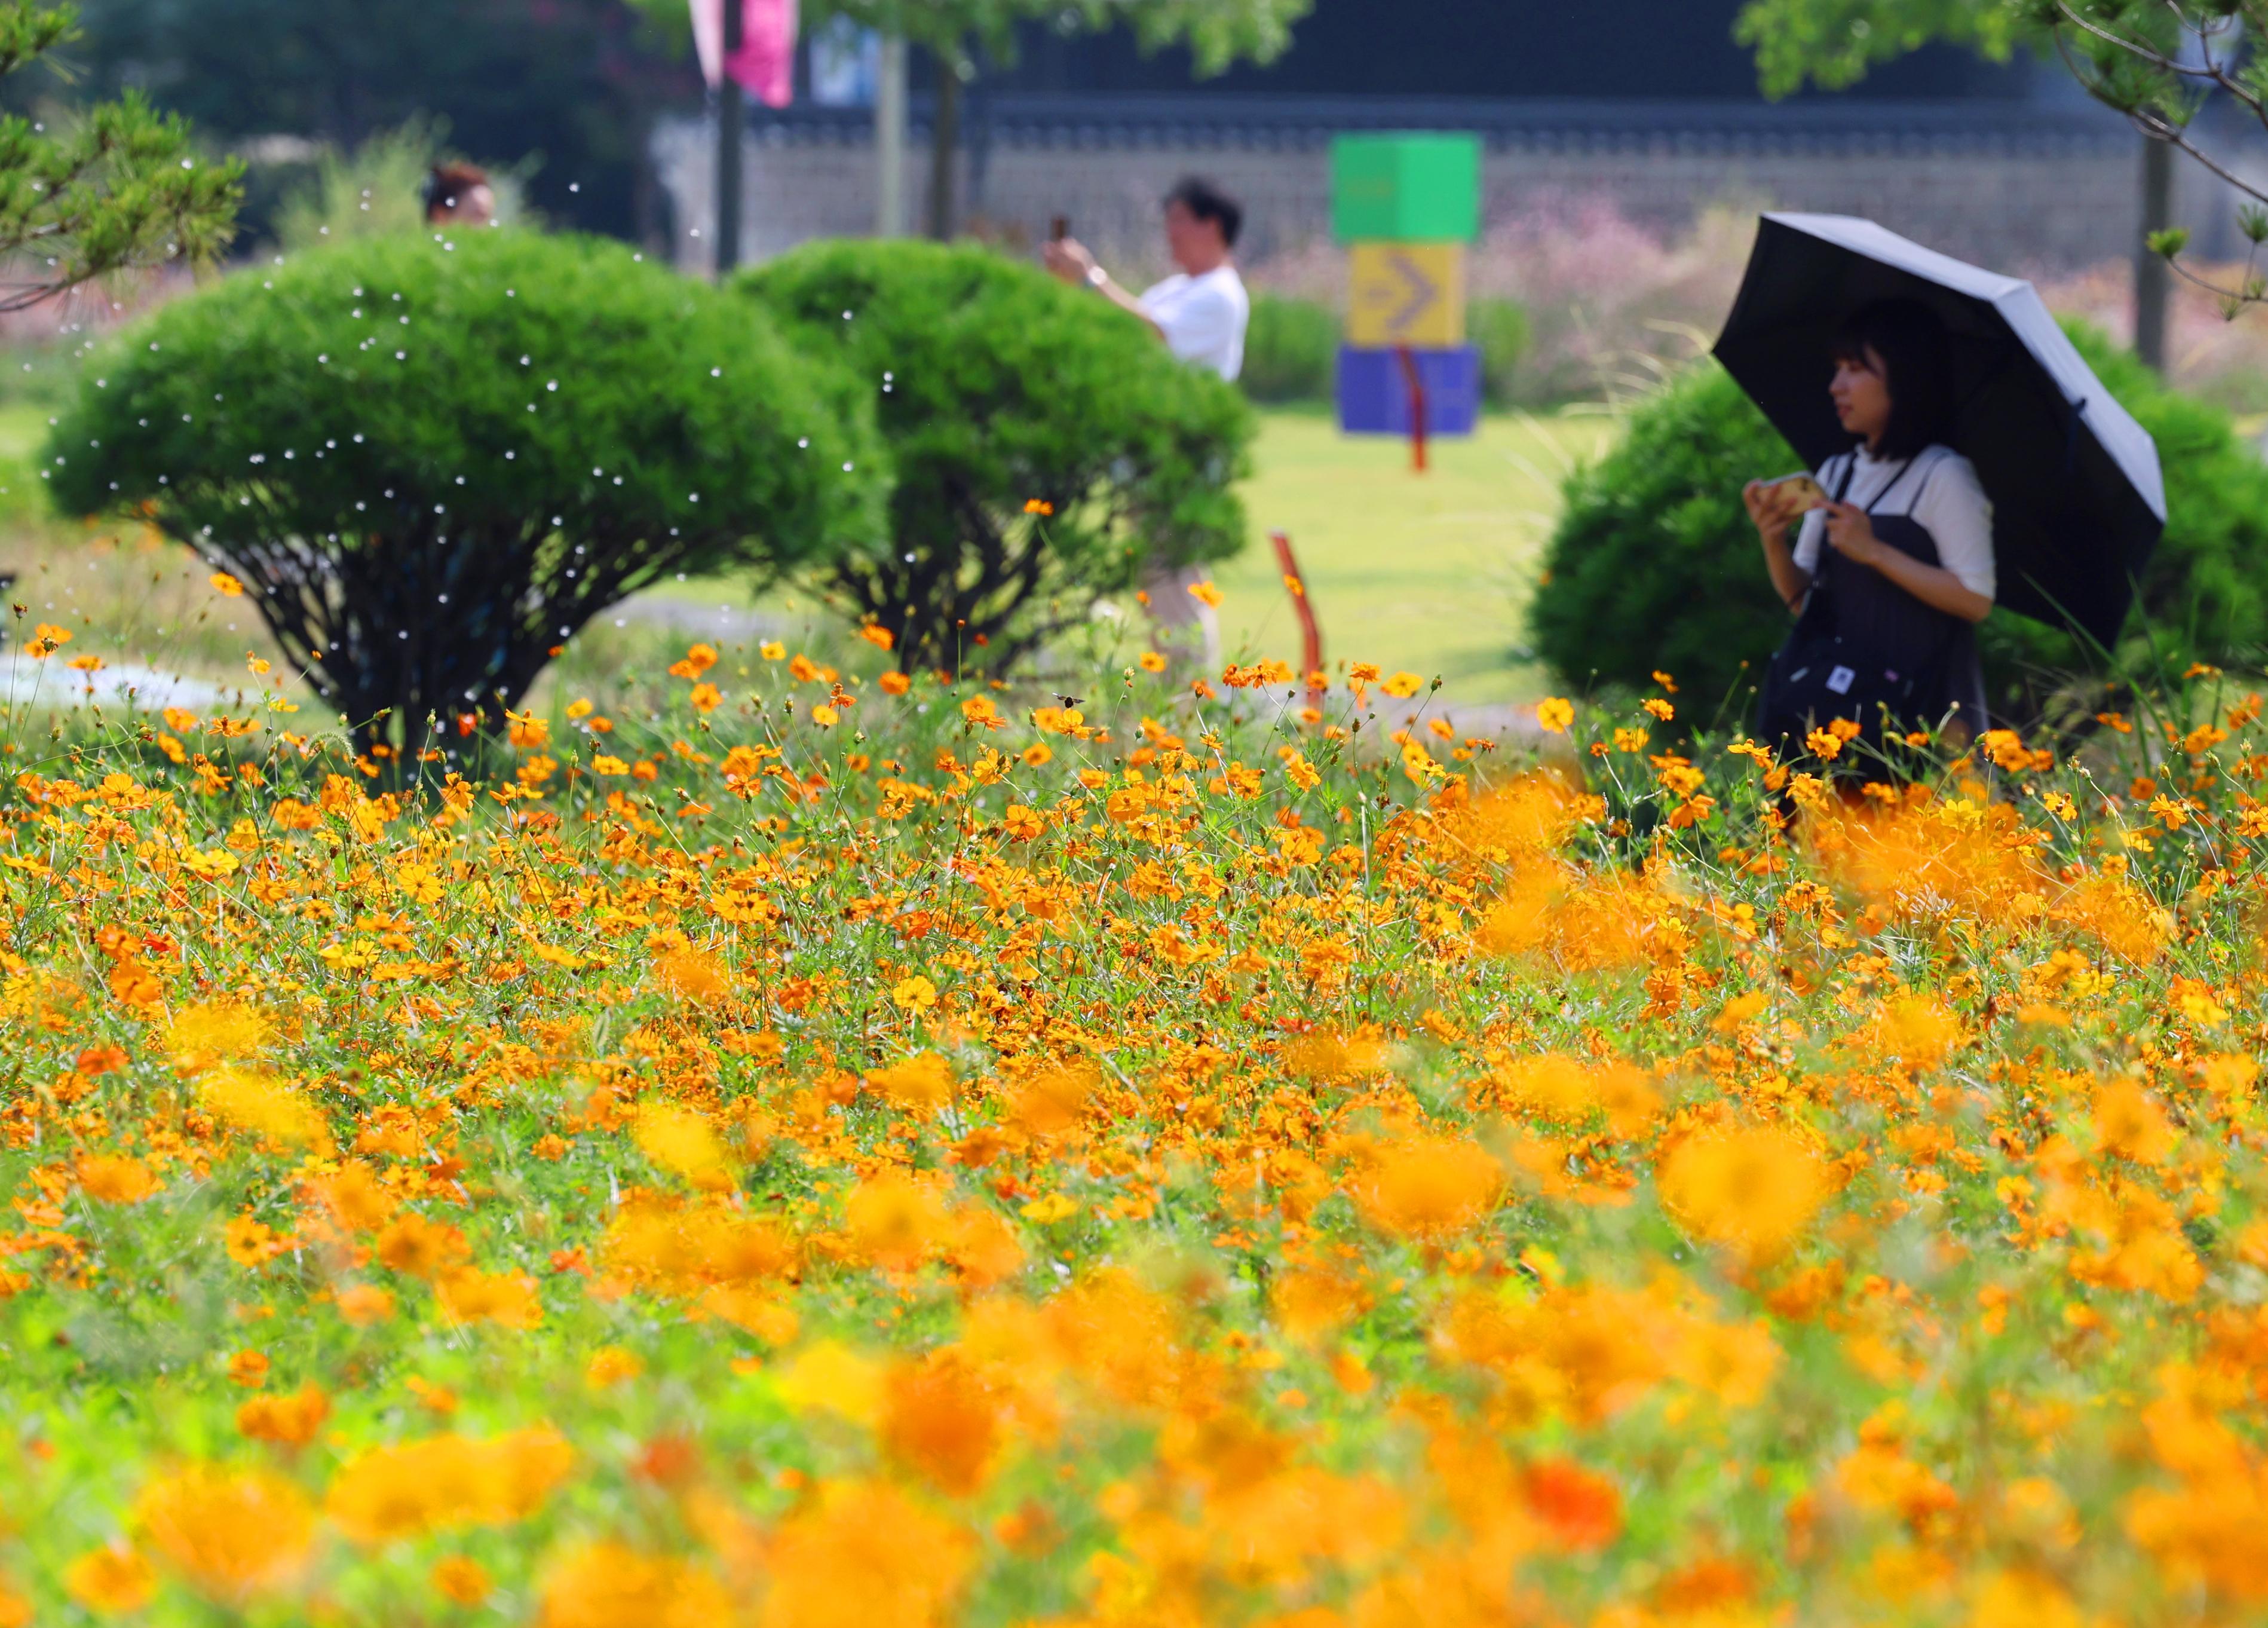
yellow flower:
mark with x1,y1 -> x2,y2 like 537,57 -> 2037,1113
1536,696 -> 1574,733
890,975 -> 938,1012
209,571 -> 245,597
633,1102 -> 734,1191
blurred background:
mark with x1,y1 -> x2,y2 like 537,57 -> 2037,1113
10,0 -> 2268,712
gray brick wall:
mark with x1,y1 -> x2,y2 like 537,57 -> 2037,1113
654,98 -> 2149,277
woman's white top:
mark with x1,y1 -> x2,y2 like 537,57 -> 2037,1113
1793,443 -> 1996,602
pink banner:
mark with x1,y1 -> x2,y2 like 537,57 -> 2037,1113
691,0 -> 798,109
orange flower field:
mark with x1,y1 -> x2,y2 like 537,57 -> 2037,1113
5,636 -> 2268,1626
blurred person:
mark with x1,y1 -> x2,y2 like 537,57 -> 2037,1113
1044,176 -> 1250,669
422,162 -> 495,228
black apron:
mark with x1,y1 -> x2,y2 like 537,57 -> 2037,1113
1755,451 -> 1987,767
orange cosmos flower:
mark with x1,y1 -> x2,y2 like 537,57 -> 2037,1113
1657,1126 -> 1831,1265
65,1544 -> 158,1614
667,643 -> 718,680
1355,1135 -> 1504,1240
76,1152 -> 159,1204
238,1385 -> 331,1447
135,1463 -> 313,1604
535,1542 -> 732,1628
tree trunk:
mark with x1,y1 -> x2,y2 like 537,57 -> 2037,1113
927,54 -> 960,241
2135,134 -> 2173,374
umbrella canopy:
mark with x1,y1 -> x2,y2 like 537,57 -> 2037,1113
1714,213 -> 2164,648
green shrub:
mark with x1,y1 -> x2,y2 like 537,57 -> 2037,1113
1240,292 -> 1337,403
1530,325 -> 2268,726
50,230 -> 881,746
1470,297 -> 1531,407
739,239 -> 1255,673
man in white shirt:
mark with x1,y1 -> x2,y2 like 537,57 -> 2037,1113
1043,177 -> 1251,668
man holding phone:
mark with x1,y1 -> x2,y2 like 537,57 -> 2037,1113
1043,177 -> 1252,666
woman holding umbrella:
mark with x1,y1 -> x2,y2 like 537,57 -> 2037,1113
1715,212 -> 2166,769
1742,299 -> 1994,754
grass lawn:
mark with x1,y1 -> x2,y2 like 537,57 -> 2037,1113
1210,407 -> 1614,704
620,405 -> 1619,705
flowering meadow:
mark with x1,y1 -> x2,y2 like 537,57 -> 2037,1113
5,618 -> 2268,1627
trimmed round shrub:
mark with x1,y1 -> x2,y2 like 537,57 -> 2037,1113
1241,292 -> 1337,404
48,230 -> 882,744
1530,324 -> 2268,726
1472,297 -> 1531,408
738,239 -> 1255,674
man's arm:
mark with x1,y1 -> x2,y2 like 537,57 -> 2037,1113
1041,238 -> 1166,342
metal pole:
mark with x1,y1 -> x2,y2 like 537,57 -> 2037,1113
715,0 -> 744,276
875,33 -> 907,238
2135,134 -> 2172,373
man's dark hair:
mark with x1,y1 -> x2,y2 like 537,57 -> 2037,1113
1164,175 -> 1243,249
1829,299 -> 1955,462
421,161 -> 491,223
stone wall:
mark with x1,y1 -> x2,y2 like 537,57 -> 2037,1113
655,96 -> 2165,278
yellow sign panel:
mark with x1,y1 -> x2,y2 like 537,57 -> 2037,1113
1346,241 -> 1467,347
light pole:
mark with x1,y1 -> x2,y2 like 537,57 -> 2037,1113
875,33 -> 907,238
715,0 -> 743,276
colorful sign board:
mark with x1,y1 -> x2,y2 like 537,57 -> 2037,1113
1330,133 -> 1483,244
1336,345 -> 1480,437
1332,133 -> 1484,445
1346,242 -> 1468,348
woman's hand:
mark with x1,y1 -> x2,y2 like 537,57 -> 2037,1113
1742,479 -> 1788,544
1821,500 -> 1886,567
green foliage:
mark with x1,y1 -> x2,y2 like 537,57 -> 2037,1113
0,1 -> 240,311
792,0 -> 1310,72
1528,362 -> 1794,712
1733,0 -> 2016,98
1530,326 -> 2268,723
739,238 -> 1255,673
269,117 -> 529,258
49,231 -> 881,744
1239,292 -> 1336,404
1735,0 -> 2268,311
1471,296 -> 1531,407
46,0 -> 689,241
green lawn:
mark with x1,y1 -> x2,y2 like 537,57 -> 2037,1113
615,405 -> 1617,703
1210,408 -> 1615,703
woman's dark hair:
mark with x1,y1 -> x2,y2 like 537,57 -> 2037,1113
1831,299 -> 1954,461
421,161 -> 490,222
1163,175 -> 1243,248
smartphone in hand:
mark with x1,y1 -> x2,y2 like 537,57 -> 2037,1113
1761,473 -> 1826,524
1050,215 -> 1070,243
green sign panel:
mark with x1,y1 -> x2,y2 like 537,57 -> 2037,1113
1330,132 -> 1482,244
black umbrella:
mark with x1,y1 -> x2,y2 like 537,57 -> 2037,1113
1714,212 -> 2165,648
